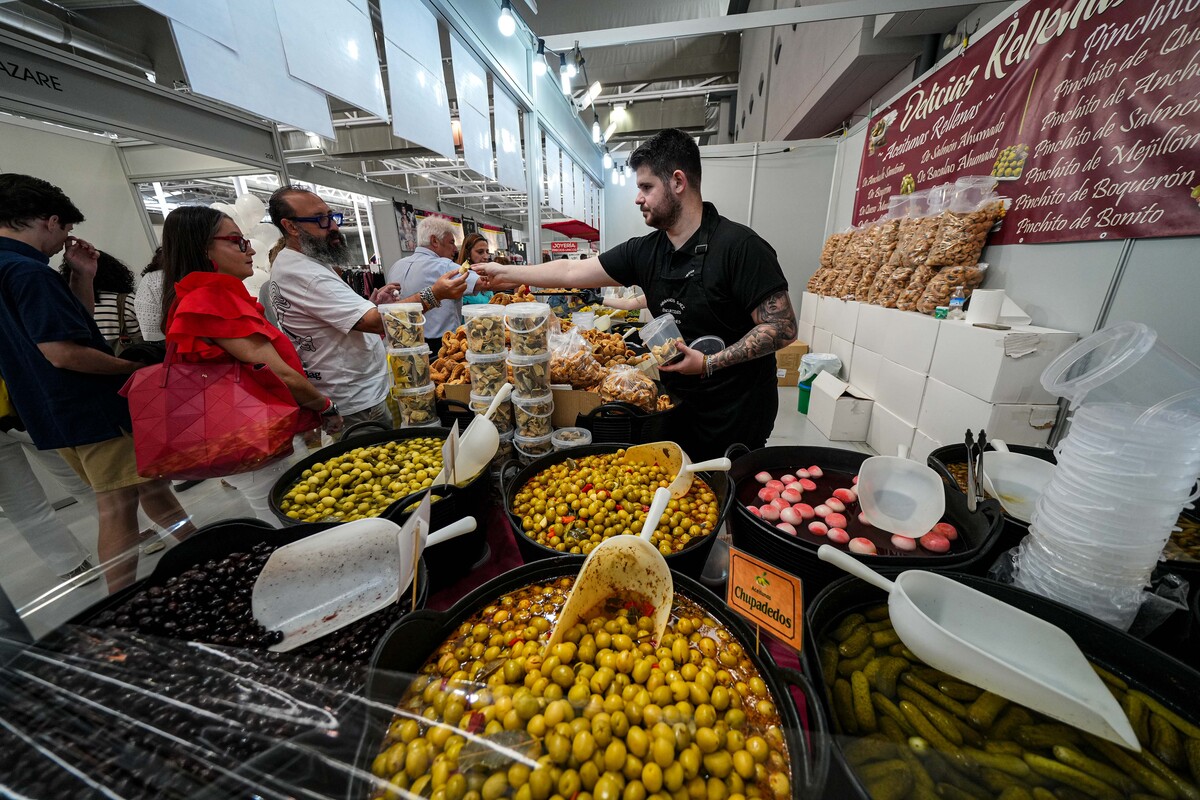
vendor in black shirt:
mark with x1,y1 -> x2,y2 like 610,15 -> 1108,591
476,129 -> 797,460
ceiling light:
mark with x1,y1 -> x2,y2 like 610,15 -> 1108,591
581,80 -> 602,110
603,150 -> 613,169
592,118 -> 601,143
603,120 -> 617,142
533,39 -> 548,77
560,65 -> 572,95
611,166 -> 620,184
565,51 -> 578,79
498,0 -> 516,36
611,102 -> 627,121
619,169 -> 627,187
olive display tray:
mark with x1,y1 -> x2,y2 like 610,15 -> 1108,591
498,442 -> 736,579
803,572 -> 1200,800
728,445 -> 1003,605
352,557 -> 832,800
266,422 -> 491,591
67,518 -> 430,655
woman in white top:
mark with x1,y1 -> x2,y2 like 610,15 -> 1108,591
133,247 -> 166,342
60,250 -> 141,346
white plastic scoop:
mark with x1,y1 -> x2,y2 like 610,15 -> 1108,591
981,439 -> 1056,523
547,487 -> 674,649
252,514 -> 477,652
858,445 -> 946,538
817,545 -> 1139,749
624,441 -> 731,498
433,383 -> 511,486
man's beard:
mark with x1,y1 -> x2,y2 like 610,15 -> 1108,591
643,193 -> 682,231
297,226 -> 353,266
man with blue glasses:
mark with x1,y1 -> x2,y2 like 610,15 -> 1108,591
267,186 -> 399,433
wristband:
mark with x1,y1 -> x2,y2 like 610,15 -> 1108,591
420,287 -> 440,310
320,399 -> 340,417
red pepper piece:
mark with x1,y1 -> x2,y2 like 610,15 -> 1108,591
467,711 -> 486,734
583,483 -> 594,492
561,516 -> 576,524
508,637 -> 523,648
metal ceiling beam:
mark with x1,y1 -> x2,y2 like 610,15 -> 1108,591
594,83 -> 736,105
544,0 -> 981,50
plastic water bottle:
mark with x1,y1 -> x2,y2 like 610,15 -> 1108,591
947,287 -> 967,320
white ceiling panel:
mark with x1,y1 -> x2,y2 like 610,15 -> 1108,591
492,84 -> 526,193
273,0 -> 388,119
171,0 -> 334,138
450,35 -> 495,180
384,45 -> 455,159
545,137 -> 562,214
133,0 -> 236,50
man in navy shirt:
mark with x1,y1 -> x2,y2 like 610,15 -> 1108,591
0,174 -> 193,591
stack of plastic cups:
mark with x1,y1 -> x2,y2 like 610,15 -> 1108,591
1013,322 -> 1200,630
505,303 -> 555,464
461,305 -> 514,470
380,303 -> 439,428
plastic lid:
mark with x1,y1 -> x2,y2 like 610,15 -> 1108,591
388,345 -> 432,357
511,392 -> 553,409
504,302 -> 551,319
469,391 -> 510,405
514,432 -> 554,445
463,304 -> 505,318
1040,322 -> 1157,409
465,349 -> 509,363
690,335 -> 725,355
507,351 -> 552,365
551,427 -> 592,448
394,382 -> 435,397
378,302 -> 423,315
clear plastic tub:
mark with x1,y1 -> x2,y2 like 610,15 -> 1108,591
638,314 -> 685,366
462,305 -> 507,354
512,395 -> 553,438
393,382 -> 438,427
465,349 -> 508,397
1051,448 -> 1200,499
551,427 -> 592,450
514,432 -> 554,464
572,310 -> 596,330
379,302 -> 425,348
1066,403 -> 1200,452
1021,527 -> 1160,581
690,335 -> 725,355
1034,491 -> 1183,545
492,430 -> 515,468
469,392 -> 513,434
507,352 -> 552,397
387,345 -> 431,390
504,302 -> 551,355
1041,322 -> 1200,432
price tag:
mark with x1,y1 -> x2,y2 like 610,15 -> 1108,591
442,421 -> 459,485
726,547 -> 804,653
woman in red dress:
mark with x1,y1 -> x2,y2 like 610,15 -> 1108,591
160,206 -> 343,523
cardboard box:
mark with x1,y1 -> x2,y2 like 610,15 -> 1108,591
811,328 -> 833,355
854,303 -> 891,354
928,320 -> 1078,404
816,296 -> 839,333
809,371 -> 874,441
797,321 -> 815,350
444,383 -> 472,404
882,310 -> 942,374
868,404 -> 916,456
850,346 -> 882,399
831,336 -> 854,379
911,429 -> 943,464
775,341 -> 810,387
876,359 -> 928,427
551,387 -> 603,428
832,300 -> 861,343
917,378 -> 1060,447
799,292 -> 819,325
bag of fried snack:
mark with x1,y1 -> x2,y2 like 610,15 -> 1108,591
550,328 -> 606,389
926,176 -> 1009,268
857,195 -> 908,299
598,365 -> 658,413
837,224 -> 878,299
887,185 -> 952,271
916,263 -> 989,315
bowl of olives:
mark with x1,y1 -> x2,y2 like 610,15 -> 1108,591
499,444 -> 735,578
353,557 -> 830,800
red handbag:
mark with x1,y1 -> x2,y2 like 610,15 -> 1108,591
120,345 -> 319,480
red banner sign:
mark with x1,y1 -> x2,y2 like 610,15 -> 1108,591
550,241 -> 579,253
853,0 -> 1200,244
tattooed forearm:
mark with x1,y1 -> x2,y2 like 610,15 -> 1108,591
708,290 -> 797,373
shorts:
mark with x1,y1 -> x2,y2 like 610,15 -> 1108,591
57,431 -> 149,493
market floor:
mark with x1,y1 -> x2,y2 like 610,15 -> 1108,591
0,386 -> 868,638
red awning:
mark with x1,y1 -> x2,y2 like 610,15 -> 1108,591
541,219 -> 599,242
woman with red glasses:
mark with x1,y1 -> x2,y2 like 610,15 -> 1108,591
159,206 -> 342,523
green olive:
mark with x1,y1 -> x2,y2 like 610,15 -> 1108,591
745,735 -> 769,763
642,761 -> 663,793
702,751 -> 732,779
626,726 -> 649,758
733,749 -> 755,780
650,734 -> 675,767
572,730 -> 596,762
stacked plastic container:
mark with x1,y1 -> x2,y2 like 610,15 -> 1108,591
1013,322 -> 1200,630
461,305 -> 514,462
380,303 -> 438,428
504,302 -> 555,463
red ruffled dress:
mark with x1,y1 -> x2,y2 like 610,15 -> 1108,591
165,271 -> 306,375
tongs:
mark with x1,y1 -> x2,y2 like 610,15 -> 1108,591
965,430 -> 977,512
975,429 -> 988,498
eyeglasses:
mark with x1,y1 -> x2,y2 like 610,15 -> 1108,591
287,212 -> 344,229
212,234 -> 251,253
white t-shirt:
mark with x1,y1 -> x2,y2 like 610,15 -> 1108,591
269,248 -> 387,415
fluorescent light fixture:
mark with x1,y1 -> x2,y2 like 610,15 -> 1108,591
560,66 -> 571,95
619,170 -> 627,187
603,120 -> 617,142
611,102 -> 627,120
498,0 -> 516,36
565,54 -> 577,79
592,119 -> 601,143
581,80 -> 602,110
533,39 -> 548,77
602,150 -> 613,169
611,166 -> 620,184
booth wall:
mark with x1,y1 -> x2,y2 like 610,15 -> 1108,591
603,140 -> 837,308
0,117 -> 152,274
